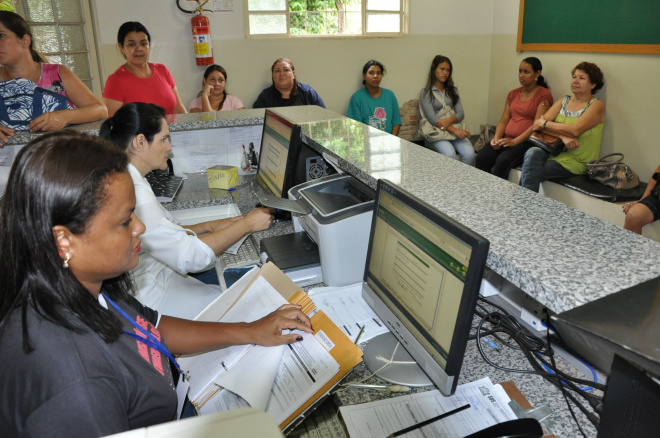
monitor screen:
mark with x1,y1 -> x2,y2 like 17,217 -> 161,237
362,179 -> 489,395
256,110 -> 302,198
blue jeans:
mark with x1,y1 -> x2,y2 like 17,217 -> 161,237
424,138 -> 475,166
519,147 -> 575,192
189,267 -> 220,285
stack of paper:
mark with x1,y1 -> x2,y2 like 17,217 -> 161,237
339,377 -> 517,438
178,263 -> 363,432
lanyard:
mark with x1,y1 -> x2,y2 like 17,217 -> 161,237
101,292 -> 186,379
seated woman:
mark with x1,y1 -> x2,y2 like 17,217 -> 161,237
419,55 -> 474,165
0,130 -> 311,437
475,57 -> 552,178
253,58 -> 325,109
623,164 -> 660,234
0,11 -> 107,142
520,62 -> 605,193
103,21 -> 186,116
189,64 -> 245,112
347,60 -> 401,136
100,103 -> 273,318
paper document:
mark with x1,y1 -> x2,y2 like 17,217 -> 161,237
179,276 -> 289,402
180,263 -> 363,432
339,377 -> 517,438
266,330 -> 340,423
308,283 -> 389,343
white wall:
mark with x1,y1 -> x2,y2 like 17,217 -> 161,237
94,0 -> 494,134
92,0 -> 660,178
488,0 -> 660,181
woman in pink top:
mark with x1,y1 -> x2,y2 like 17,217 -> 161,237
189,64 -> 244,113
103,22 -> 186,117
0,11 -> 107,143
475,57 -> 553,179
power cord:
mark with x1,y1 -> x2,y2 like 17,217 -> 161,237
472,297 -> 603,434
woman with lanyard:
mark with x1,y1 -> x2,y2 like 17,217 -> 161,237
0,131 -> 312,437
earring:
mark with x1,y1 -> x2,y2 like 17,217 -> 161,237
535,77 -> 538,82
63,253 -> 70,269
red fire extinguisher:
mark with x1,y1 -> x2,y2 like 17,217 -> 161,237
191,12 -> 213,66
177,0 -> 214,66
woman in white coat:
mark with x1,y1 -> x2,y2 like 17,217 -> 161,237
100,103 -> 273,318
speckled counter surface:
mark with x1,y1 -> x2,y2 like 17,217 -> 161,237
1,106 -> 345,146
257,110 -> 660,315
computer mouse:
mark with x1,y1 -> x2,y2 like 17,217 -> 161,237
464,418 -> 543,438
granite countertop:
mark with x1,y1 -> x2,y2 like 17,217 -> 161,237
275,112 -> 660,315
2,106 -> 345,146
9,107 -> 659,316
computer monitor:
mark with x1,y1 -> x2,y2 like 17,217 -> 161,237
361,179 -> 490,396
256,109 -> 303,198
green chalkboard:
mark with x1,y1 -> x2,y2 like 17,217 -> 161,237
517,0 -> 660,55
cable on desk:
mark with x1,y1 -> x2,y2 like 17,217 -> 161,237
471,297 -> 604,435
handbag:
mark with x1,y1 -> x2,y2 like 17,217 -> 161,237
0,78 -> 72,130
528,131 -> 565,156
417,90 -> 465,142
473,124 -> 496,153
586,153 -> 640,190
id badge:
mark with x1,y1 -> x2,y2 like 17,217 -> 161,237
175,373 -> 191,420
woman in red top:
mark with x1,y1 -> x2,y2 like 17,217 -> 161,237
103,22 -> 187,117
475,57 -> 553,179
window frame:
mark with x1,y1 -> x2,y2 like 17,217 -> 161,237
14,0 -> 103,96
245,0 -> 408,39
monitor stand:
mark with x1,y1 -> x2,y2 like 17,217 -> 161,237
362,333 -> 433,387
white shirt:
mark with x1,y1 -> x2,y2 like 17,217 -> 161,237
128,164 -> 218,316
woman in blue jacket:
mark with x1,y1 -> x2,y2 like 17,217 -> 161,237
253,58 -> 325,108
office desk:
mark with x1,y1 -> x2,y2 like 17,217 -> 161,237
165,172 -> 599,438
5,109 -> 649,438
7,109 -> 658,314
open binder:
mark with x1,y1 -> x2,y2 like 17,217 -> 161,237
178,262 -> 363,433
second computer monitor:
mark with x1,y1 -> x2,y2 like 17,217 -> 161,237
362,179 -> 489,396
256,109 -> 303,198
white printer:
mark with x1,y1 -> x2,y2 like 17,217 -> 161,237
288,174 -> 375,286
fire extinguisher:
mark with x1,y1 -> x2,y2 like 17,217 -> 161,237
176,0 -> 214,66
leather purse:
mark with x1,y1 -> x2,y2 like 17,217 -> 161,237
586,153 -> 640,190
528,131 -> 565,156
473,124 -> 496,153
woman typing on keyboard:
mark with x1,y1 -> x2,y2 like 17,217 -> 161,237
100,103 -> 273,318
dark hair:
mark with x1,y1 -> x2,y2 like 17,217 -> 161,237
99,103 -> 166,153
361,60 -> 386,86
0,131 -> 133,353
572,62 -> 605,94
424,55 -> 459,106
271,58 -> 298,97
197,64 -> 229,109
521,57 -> 549,89
0,11 -> 46,63
117,21 -> 151,59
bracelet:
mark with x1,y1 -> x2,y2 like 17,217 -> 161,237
543,120 -> 548,129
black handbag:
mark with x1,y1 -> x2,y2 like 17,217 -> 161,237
528,131 -> 565,156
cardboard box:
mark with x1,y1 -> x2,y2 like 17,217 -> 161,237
207,165 -> 238,190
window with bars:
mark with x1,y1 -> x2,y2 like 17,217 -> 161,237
247,0 -> 405,37
18,0 -> 98,94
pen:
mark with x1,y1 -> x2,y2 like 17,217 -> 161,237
344,383 -> 389,389
354,325 -> 365,344
387,404 -> 471,438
